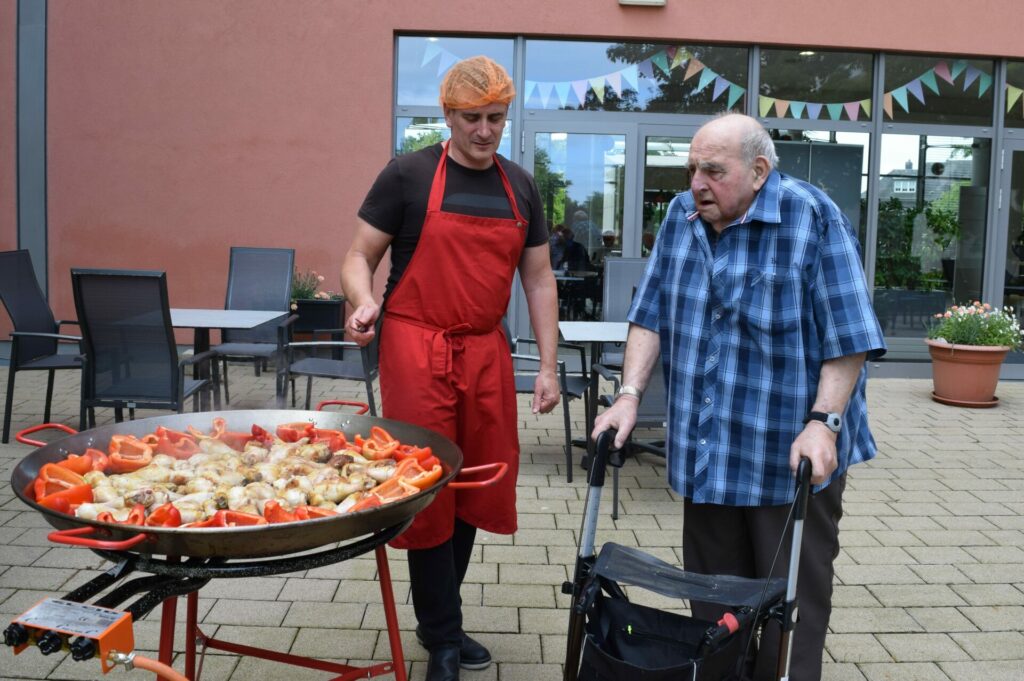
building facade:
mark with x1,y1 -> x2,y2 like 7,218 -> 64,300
3,1 -> 1023,374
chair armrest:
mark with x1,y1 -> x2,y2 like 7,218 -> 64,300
287,340 -> 359,349
591,363 -> 621,408
10,331 -> 82,343
275,314 -> 300,346
55,319 -> 80,329
514,337 -> 588,378
180,349 -> 219,367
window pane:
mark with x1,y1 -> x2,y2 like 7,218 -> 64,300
1007,61 -> 1024,129
874,134 -> 991,338
643,137 -> 691,255
759,49 -> 873,121
532,132 -> 625,320
770,130 -> 870,249
396,36 -> 515,107
395,117 -> 512,159
883,55 -> 993,125
524,40 -> 747,114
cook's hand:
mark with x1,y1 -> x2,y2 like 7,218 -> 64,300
532,369 -> 560,414
593,397 -> 638,450
790,422 -> 838,485
347,303 -> 380,347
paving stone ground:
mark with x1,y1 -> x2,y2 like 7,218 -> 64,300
0,367 -> 1022,680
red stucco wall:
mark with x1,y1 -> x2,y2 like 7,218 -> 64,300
40,0 -> 1024,323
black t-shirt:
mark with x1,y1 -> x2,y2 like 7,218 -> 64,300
358,143 -> 548,301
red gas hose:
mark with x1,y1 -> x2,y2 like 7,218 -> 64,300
113,653 -> 190,681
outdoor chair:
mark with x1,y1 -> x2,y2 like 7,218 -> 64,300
504,320 -> 590,483
0,250 -> 84,442
281,333 -> 379,415
599,257 -> 649,366
71,269 -> 220,426
211,246 -> 295,403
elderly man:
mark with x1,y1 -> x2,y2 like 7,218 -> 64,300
342,56 -> 560,681
594,113 -> 885,680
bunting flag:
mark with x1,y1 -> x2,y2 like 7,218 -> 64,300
883,93 -> 894,119
844,101 -> 861,121
806,103 -> 823,120
774,99 -> 790,117
789,101 -> 805,119
712,76 -> 730,101
1008,85 -> 1023,113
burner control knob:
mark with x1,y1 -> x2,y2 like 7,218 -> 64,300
3,623 -> 28,647
37,631 -> 63,655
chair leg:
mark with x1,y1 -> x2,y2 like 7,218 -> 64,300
612,466 -> 620,521
221,358 -> 231,404
563,397 -> 573,484
114,406 -> 124,423
44,370 -> 56,423
128,407 -> 136,421
3,364 -> 16,443
212,360 -> 222,411
304,377 -> 313,410
291,378 -> 297,408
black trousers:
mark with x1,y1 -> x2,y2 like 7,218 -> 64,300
682,475 -> 846,681
407,518 -> 477,649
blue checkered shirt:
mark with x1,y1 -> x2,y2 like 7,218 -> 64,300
629,170 -> 886,506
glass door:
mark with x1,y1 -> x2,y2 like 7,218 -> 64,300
637,125 -> 699,256
513,123 -> 634,333
997,140 -> 1024,374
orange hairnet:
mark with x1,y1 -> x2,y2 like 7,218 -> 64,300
438,56 -> 515,110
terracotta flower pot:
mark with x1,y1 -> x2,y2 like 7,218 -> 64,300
925,338 -> 1011,408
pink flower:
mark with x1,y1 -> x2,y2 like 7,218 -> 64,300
944,311 -> 952,318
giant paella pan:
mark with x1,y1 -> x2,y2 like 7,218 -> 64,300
10,409 -> 502,559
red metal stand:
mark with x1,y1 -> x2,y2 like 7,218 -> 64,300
164,546 -> 407,681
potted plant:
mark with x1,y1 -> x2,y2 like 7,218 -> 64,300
925,301 -> 1024,407
291,268 -> 346,336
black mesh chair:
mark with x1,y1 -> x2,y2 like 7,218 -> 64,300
212,247 -> 295,403
0,250 -> 84,442
71,269 -> 220,426
504,320 -> 590,483
281,333 -> 379,414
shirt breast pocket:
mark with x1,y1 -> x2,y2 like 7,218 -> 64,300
738,267 -> 804,338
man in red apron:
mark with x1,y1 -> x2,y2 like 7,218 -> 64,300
341,56 -> 560,681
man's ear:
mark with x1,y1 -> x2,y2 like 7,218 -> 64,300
442,107 -> 454,128
752,156 -> 771,190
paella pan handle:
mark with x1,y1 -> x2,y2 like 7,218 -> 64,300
15,423 -> 78,447
315,400 -> 370,415
48,526 -> 150,550
447,462 -> 508,489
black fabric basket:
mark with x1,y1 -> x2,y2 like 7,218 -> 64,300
575,543 -> 787,681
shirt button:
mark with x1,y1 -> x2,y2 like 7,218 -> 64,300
713,312 -> 721,320
699,439 -> 706,445
704,397 -> 711,404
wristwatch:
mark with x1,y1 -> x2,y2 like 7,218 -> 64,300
803,411 -> 842,433
615,385 -> 643,402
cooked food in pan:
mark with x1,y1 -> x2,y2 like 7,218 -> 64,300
30,418 -> 443,528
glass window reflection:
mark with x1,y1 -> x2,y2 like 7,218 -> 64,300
760,49 -> 873,122
396,37 -> 515,107
874,134 -> 991,338
524,40 -> 747,114
883,55 -> 993,126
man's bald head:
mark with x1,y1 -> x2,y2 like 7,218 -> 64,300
695,114 -> 779,170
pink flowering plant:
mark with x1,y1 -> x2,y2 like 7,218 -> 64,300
291,267 -> 343,307
927,301 -> 1024,351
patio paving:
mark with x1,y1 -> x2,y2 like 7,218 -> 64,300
0,366 -> 1022,680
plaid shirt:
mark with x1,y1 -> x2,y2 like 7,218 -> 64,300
629,170 -> 886,506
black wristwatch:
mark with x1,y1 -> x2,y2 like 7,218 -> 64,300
803,411 -> 842,433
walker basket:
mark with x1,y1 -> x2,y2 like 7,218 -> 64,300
576,542 -> 786,681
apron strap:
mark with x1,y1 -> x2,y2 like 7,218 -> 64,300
426,141 -> 527,226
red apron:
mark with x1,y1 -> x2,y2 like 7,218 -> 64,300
381,143 -> 527,550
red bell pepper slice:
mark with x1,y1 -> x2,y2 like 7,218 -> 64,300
86,448 -> 110,472
361,439 -> 400,461
394,444 -> 434,463
34,463 -> 86,500
185,509 -> 268,528
276,421 -> 316,443
154,427 -> 200,460
56,453 -> 94,476
145,502 -> 183,527
107,435 -> 154,474
250,424 -> 276,447
349,494 -> 382,513
393,457 -> 443,490
311,428 -> 346,447
97,503 -> 146,526
263,500 -> 299,524
37,484 -> 93,513
298,505 -> 338,519
369,426 -> 395,444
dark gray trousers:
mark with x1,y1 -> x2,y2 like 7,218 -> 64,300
682,475 -> 846,681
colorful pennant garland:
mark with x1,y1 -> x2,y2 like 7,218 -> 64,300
422,43 -> 1024,120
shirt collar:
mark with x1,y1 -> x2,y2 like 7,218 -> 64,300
683,169 -> 783,227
